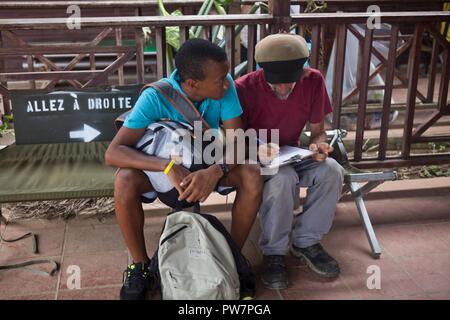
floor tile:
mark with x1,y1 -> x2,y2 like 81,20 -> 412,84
0,225 -> 65,263
396,254 -> 450,294
0,257 -> 60,298
58,285 -> 121,300
59,250 -> 128,289
337,254 -> 424,299
64,224 -> 126,255
376,224 -> 449,257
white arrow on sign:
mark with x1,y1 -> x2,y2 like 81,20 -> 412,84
69,124 -> 101,142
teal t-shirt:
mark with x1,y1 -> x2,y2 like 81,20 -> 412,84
123,70 -> 243,129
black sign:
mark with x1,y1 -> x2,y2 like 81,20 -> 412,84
11,85 -> 143,145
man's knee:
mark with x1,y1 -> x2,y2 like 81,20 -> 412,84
262,166 -> 298,204
317,158 -> 345,184
114,168 -> 151,196
235,164 -> 264,196
265,166 -> 299,190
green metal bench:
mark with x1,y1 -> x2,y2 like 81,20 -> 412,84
0,141 -> 115,275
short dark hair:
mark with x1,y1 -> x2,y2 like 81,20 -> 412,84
175,38 -> 228,82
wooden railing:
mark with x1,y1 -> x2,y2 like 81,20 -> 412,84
290,11 -> 450,167
0,9 -> 449,168
0,13 -> 273,108
0,1 -> 205,13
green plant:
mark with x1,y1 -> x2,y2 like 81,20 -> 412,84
144,0 -> 266,76
0,114 -> 13,137
419,165 -> 450,178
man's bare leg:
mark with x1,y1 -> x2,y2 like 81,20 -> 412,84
114,168 -> 153,264
221,164 -> 263,249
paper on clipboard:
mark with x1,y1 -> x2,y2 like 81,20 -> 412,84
263,146 -> 315,169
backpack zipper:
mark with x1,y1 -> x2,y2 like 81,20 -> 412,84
160,225 -> 188,246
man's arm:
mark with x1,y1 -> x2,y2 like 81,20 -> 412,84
105,126 -> 169,171
309,120 -> 333,162
309,120 -> 327,145
178,116 -> 243,203
105,126 -> 191,196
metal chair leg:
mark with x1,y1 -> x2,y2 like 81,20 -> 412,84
350,182 -> 382,259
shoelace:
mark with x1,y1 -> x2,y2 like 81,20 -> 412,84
122,264 -> 149,287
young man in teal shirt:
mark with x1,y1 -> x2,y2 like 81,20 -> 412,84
105,39 -> 263,300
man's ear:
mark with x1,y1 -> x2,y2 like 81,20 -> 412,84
184,78 -> 199,90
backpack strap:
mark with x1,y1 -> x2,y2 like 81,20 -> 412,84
147,80 -> 211,131
115,80 -> 211,132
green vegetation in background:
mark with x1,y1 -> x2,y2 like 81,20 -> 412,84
0,114 -> 13,138
419,165 -> 450,178
143,0 -> 266,75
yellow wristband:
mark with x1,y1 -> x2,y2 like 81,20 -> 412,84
163,159 -> 175,175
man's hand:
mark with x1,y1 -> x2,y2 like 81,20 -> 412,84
258,143 -> 280,165
178,165 -> 223,203
166,163 -> 192,196
309,142 -> 334,162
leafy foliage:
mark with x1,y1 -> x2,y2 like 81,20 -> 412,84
0,114 -> 13,137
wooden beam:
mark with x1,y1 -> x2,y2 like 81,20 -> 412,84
310,24 -> 320,69
155,26 -> 167,79
402,24 -> 424,158
412,110 -> 442,141
352,154 -> 450,170
83,50 -> 135,87
426,28 -> 439,102
331,23 -> 347,129
354,26 -> 374,162
0,70 -> 102,81
179,26 -> 189,46
0,15 -> 275,30
379,24 -> 399,161
225,26 -> 235,79
437,50 -> 450,113
268,0 -> 291,33
135,27 -> 144,84
247,24 -> 256,73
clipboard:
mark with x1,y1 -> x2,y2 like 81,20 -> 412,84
262,145 -> 315,169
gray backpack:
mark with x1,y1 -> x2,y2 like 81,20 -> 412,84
150,210 -> 256,300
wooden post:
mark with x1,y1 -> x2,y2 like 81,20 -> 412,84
268,0 -> 291,34
225,26 -> 235,79
0,31 -> 11,115
402,24 -> 424,158
180,26 -> 190,47
354,27 -> 374,162
114,8 -> 124,85
135,28 -> 145,84
331,24 -> 347,129
426,30 -> 438,103
310,25 -> 321,69
155,27 -> 167,79
247,24 -> 256,73
379,24 -> 399,160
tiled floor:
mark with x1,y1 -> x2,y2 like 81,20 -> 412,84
0,177 -> 449,300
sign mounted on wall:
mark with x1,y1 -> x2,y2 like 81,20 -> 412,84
11,85 -> 143,145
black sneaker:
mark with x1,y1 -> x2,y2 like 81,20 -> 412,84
290,243 -> 340,278
120,261 -> 154,300
261,255 -> 288,290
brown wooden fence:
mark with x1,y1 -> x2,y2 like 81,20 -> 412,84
0,4 -> 449,168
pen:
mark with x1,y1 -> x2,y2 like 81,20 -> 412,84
329,133 -> 338,147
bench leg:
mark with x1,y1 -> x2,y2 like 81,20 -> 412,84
349,182 -> 381,259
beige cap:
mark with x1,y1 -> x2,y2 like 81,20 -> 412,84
255,34 -> 310,84
255,33 -> 309,63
